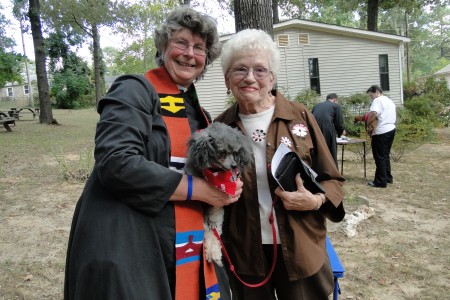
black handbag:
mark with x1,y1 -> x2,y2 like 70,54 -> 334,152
275,151 -> 325,194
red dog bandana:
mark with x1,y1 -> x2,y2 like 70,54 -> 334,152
202,168 -> 239,195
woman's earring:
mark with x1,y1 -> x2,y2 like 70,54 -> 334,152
227,89 -> 231,95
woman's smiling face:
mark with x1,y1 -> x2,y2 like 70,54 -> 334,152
163,28 -> 207,87
226,49 -> 275,113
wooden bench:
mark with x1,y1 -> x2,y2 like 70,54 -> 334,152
0,112 -> 16,132
8,107 -> 40,120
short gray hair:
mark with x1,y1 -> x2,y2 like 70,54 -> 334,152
154,6 -> 221,80
221,29 -> 280,78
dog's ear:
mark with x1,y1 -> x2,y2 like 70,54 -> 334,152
187,132 -> 216,169
237,135 -> 254,167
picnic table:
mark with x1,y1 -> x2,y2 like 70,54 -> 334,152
8,107 -> 40,120
0,111 -> 16,132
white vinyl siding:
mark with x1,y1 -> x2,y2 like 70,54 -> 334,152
195,21 -> 407,119
197,61 -> 228,118
273,29 -> 402,105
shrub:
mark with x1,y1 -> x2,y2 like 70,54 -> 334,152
403,81 -> 423,100
403,95 -> 437,121
293,89 -> 321,110
404,95 -> 448,127
340,93 -> 371,136
390,119 -> 434,162
423,76 -> 450,106
51,71 -> 94,109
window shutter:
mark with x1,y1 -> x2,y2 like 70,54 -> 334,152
298,33 -> 310,46
277,34 -> 289,47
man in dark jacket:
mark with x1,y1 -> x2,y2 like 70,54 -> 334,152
312,93 -> 346,167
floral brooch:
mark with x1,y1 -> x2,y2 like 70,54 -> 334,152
280,123 -> 309,148
292,123 -> 309,138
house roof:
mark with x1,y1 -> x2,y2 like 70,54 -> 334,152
220,19 -> 411,44
435,63 -> 450,75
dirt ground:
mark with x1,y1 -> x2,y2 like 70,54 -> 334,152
0,113 -> 449,299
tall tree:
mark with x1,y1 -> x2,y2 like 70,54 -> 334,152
102,46 -> 121,76
0,4 -> 24,88
47,31 -> 93,108
44,0 -> 121,104
367,0 -> 379,31
234,0 -> 273,35
272,0 -> 280,24
27,0 -> 53,124
114,0 -> 177,74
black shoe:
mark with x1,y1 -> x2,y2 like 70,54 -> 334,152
368,181 -> 387,188
387,179 -> 393,184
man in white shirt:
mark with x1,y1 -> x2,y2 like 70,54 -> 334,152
366,85 -> 396,188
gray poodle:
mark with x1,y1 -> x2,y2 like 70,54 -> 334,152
185,122 -> 253,265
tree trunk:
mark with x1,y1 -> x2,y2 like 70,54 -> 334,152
234,0 -> 273,36
28,0 -> 53,124
272,0 -> 279,24
367,0 -> 379,31
405,11 -> 410,84
92,24 -> 102,104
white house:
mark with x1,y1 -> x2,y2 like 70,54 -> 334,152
0,64 -> 37,106
434,64 -> 450,89
195,19 -> 410,118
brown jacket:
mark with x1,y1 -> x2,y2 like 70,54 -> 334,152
214,92 -> 345,280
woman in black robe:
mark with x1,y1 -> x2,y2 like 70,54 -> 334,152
64,6 -> 241,300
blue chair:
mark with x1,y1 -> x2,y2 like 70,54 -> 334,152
326,236 -> 345,300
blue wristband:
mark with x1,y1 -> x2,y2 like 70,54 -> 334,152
186,175 -> 193,201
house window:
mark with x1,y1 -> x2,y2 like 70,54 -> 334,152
379,54 -> 390,91
7,87 -> 13,97
308,58 -> 321,94
24,84 -> 29,94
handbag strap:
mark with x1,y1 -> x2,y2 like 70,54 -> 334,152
212,196 -> 279,288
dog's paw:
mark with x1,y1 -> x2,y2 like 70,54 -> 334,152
204,229 -> 223,266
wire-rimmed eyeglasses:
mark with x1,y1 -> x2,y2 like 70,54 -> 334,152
229,66 -> 272,80
171,39 -> 207,56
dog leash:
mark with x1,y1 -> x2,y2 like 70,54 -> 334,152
212,196 -> 279,288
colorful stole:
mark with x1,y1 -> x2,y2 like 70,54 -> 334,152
144,68 -> 220,300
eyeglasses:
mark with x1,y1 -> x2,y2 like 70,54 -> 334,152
229,66 -> 272,80
171,39 -> 207,56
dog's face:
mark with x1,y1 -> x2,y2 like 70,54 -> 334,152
185,122 -> 253,176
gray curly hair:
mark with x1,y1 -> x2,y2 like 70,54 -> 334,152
154,6 -> 221,80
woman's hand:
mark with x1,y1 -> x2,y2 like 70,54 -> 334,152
198,177 -> 243,207
171,175 -> 243,206
274,174 -> 323,211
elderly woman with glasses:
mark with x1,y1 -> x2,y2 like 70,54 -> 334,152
214,29 -> 345,299
64,6 -> 241,300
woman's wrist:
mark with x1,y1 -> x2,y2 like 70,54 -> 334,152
186,175 -> 193,201
314,193 -> 326,210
